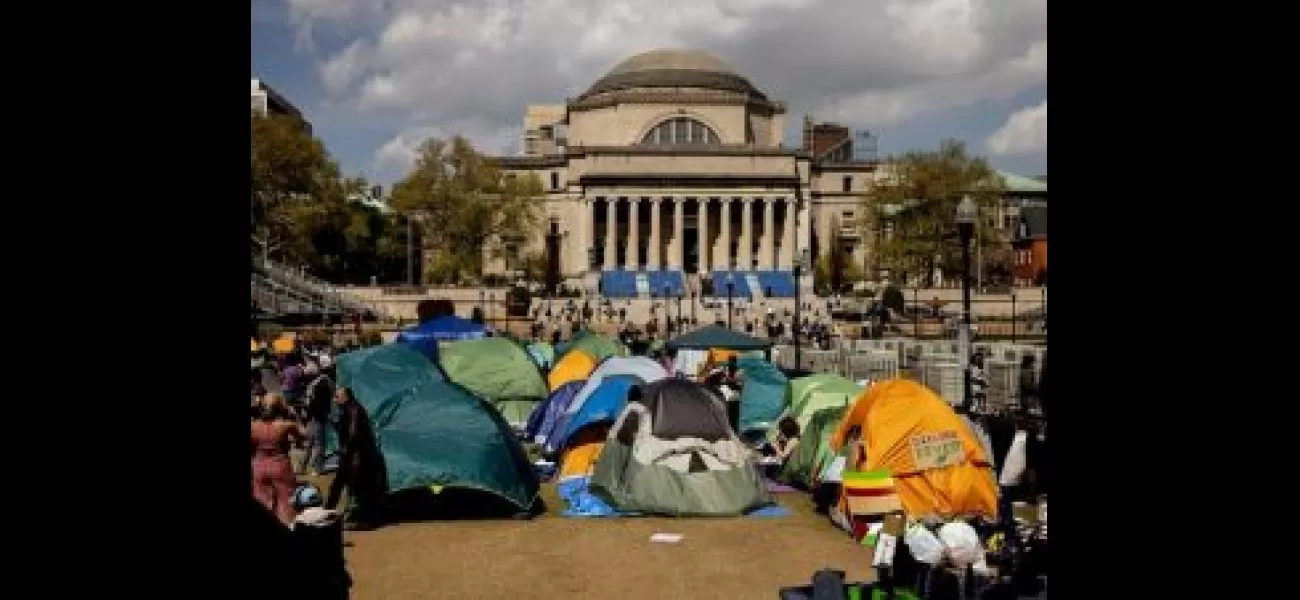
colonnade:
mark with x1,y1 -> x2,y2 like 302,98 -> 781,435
591,197 -> 797,273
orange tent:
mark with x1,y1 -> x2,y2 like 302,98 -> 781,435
271,336 -> 296,355
696,348 -> 739,378
829,378 -> 997,519
548,349 -> 598,392
557,425 -> 608,480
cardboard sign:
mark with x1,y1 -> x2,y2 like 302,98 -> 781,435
909,430 -> 964,471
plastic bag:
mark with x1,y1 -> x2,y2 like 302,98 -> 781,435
904,523 -> 946,565
938,522 -> 985,567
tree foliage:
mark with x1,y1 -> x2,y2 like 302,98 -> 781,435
389,136 -> 544,284
858,140 -> 1005,285
251,112 -> 408,284
813,229 -> 863,295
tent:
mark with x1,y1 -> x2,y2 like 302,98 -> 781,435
336,343 -> 540,513
778,405 -> 848,487
789,374 -> 863,431
560,356 -> 668,419
549,375 -> 638,454
525,342 -> 555,370
666,324 -> 773,351
548,349 -> 598,392
557,425 -> 610,481
828,378 -> 997,519
525,380 -> 584,444
439,338 -> 548,428
735,355 -> 790,434
589,379 -> 772,516
395,316 -> 488,361
556,331 -> 625,363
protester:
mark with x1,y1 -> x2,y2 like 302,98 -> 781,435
299,356 -> 336,475
327,387 -> 387,530
1018,355 -> 1039,414
252,393 -> 305,525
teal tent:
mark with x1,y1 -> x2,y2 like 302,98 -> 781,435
336,343 -> 540,512
735,355 -> 789,434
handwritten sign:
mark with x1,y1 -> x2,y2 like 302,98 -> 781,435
909,430 -> 964,471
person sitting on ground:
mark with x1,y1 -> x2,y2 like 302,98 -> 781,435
252,393 -> 305,525
773,416 -> 802,463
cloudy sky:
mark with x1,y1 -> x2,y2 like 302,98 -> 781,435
252,0 -> 1046,185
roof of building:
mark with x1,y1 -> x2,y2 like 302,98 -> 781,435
577,48 -> 769,103
998,170 -> 1048,194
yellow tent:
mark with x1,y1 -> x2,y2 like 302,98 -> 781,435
548,349 -> 598,392
696,348 -> 739,378
557,426 -> 608,480
829,378 -> 997,519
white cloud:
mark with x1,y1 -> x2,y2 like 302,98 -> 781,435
986,100 -> 1046,155
280,0 -> 1046,178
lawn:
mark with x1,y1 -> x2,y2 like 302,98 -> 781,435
339,482 -> 875,599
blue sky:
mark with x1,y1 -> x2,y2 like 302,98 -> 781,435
253,0 -> 1046,185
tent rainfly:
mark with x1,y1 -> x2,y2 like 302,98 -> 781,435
665,324 -> 773,351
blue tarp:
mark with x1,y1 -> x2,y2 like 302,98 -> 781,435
526,381 -> 585,445
395,316 -> 488,361
548,375 -> 638,454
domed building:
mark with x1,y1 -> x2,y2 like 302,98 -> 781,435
492,49 -> 881,299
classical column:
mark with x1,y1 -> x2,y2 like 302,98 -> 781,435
697,199 -> 711,274
603,197 -> 616,271
672,198 -> 685,270
781,198 -> 796,270
647,198 -> 661,270
625,197 -> 639,271
761,198 -> 775,269
738,198 -> 753,271
719,199 -> 733,271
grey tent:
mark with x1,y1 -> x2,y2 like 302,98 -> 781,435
589,379 -> 772,516
665,324 -> 773,351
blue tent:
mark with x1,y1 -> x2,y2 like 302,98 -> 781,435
395,316 -> 489,360
528,381 -> 585,445
736,355 -> 790,434
549,375 -> 638,454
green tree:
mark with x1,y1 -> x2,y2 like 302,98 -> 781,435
250,113 -> 349,267
389,136 -> 544,284
858,139 -> 1004,285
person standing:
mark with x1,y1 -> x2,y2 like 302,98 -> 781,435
1018,355 -> 1040,415
252,393 -> 304,525
326,387 -> 387,530
298,358 -> 336,475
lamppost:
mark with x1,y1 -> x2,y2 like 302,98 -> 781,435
794,248 -> 810,372
956,195 -> 977,412
1010,291 -> 1017,344
726,279 -> 735,330
689,282 -> 697,324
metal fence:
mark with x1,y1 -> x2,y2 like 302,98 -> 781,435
770,339 -> 1046,410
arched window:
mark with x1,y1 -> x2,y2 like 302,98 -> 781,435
639,118 -> 722,146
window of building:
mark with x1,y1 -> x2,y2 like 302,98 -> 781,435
842,176 -> 852,193
639,118 -> 722,146
550,172 -> 560,190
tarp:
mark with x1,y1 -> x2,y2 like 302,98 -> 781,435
439,338 -> 548,427
526,342 -> 555,369
778,405 -> 848,487
550,375 -> 638,454
335,343 -> 540,512
735,355 -> 790,434
556,331 -> 625,363
548,349 -> 598,392
525,380 -> 584,444
590,379 -> 771,516
829,378 -> 997,519
395,316 -> 488,360
666,324 -> 773,351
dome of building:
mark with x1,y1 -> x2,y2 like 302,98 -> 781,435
578,48 -> 768,101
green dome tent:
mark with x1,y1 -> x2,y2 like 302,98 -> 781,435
556,331 -> 625,362
778,405 -> 849,487
440,337 -> 549,428
788,374 -> 863,431
336,344 -> 540,513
